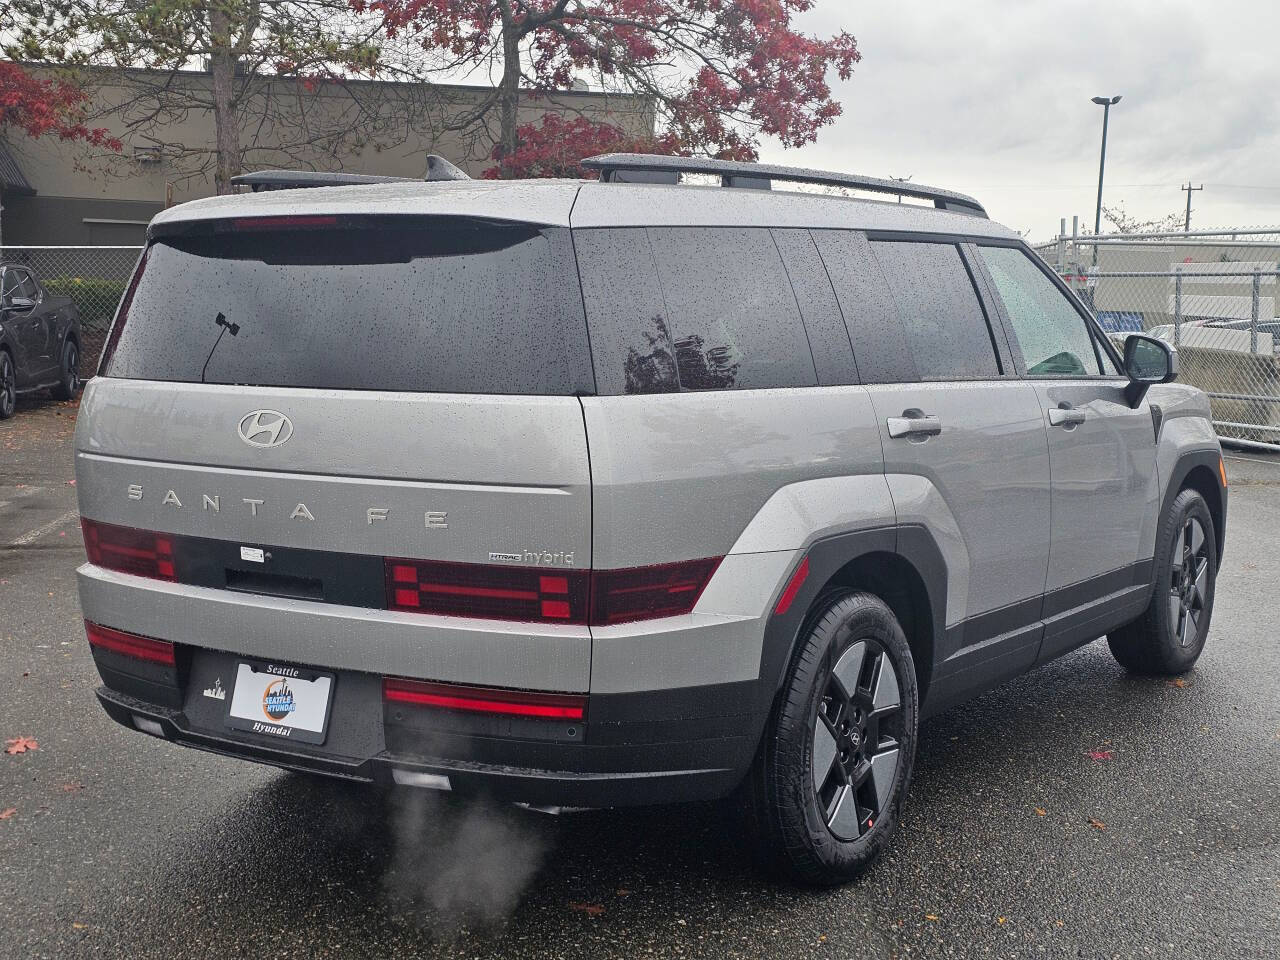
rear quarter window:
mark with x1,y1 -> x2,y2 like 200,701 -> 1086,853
576,226 -> 818,394
104,219 -> 594,396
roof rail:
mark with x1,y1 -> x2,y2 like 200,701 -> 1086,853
232,155 -> 472,192
581,153 -> 987,218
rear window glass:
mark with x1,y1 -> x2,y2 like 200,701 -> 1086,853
105,219 -> 593,395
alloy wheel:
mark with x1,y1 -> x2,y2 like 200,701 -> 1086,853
65,344 -> 80,395
1169,516 -> 1210,648
0,355 -> 14,417
811,638 -> 903,840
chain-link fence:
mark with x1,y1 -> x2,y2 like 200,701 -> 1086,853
1036,227 -> 1280,452
0,245 -> 143,373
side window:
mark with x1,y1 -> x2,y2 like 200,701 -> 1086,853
869,241 -> 1002,380
1,269 -> 20,302
647,227 -> 818,391
977,245 -> 1105,376
811,230 -> 914,384
15,270 -> 39,300
575,228 -> 679,395
771,229 -> 859,386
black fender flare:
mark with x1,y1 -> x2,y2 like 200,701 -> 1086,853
1160,448 -> 1227,564
753,524 -> 948,716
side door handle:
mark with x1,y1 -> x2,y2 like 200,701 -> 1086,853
886,410 -> 943,439
1047,405 -> 1087,427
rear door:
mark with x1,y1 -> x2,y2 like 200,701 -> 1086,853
77,215 -> 596,690
973,243 -> 1158,662
16,269 -> 56,373
816,231 -> 1052,699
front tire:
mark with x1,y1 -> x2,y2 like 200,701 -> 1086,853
746,591 -> 919,885
1108,487 -> 1217,674
50,339 -> 80,401
0,351 -> 16,420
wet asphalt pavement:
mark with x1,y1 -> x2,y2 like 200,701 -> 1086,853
2,396 -> 1278,960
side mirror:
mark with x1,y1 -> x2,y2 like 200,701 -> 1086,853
2,295 -> 36,313
1123,333 -> 1178,407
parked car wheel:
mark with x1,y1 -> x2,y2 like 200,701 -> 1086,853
50,339 -> 80,401
0,351 -> 16,420
1108,488 -> 1217,674
745,591 -> 918,885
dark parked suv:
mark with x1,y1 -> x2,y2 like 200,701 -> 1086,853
0,261 -> 83,418
74,154 -> 1226,884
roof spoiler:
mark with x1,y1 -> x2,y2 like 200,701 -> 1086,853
231,155 -> 472,192
581,153 -> 987,218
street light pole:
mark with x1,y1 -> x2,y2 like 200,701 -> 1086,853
1091,95 -> 1121,265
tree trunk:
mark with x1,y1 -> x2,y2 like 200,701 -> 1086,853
498,14 -> 521,165
208,6 -> 241,195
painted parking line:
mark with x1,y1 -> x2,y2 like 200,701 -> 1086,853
7,508 -> 80,547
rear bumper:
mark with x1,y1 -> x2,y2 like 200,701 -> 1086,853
95,682 -> 758,807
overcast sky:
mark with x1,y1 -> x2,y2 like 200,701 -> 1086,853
756,1 -> 1280,240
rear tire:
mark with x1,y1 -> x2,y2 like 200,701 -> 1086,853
1108,487 -> 1217,674
50,339 -> 80,401
0,351 -> 16,420
745,591 -> 919,885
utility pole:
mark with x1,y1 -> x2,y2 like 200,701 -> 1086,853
1181,181 -> 1203,232
889,174 -> 912,203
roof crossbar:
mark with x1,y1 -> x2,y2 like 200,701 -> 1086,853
581,153 -> 987,218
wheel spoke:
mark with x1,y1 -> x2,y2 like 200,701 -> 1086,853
1168,594 -> 1183,625
1188,520 -> 1205,556
867,748 -> 900,817
1191,557 -> 1208,605
831,640 -> 867,703
1172,525 -> 1186,566
870,653 -> 900,714
812,715 -> 840,796
1178,604 -> 1192,645
827,783 -> 861,839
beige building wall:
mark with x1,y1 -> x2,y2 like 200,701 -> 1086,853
0,67 -> 653,245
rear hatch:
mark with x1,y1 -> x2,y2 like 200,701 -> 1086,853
75,211 -> 596,679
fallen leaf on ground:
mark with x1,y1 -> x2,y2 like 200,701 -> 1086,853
0,808 -> 16,820
568,902 -> 605,916
997,917 -> 1007,925
1166,678 -> 1188,688
4,737 -> 38,755
72,922 -> 87,930
60,782 -> 83,792
615,888 -> 631,896
1034,807 -> 1046,817
1085,749 -> 1113,761
925,914 -> 939,922
1087,817 -> 1107,830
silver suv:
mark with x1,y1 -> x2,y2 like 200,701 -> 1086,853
74,154 -> 1227,884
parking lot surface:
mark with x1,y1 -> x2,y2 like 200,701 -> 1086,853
2,395 -> 1278,959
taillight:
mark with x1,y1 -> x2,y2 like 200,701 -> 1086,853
85,621 -> 176,665
383,556 -> 721,626
81,519 -> 177,581
589,557 -> 723,625
386,559 -> 590,624
97,246 -> 149,374
383,677 -> 586,720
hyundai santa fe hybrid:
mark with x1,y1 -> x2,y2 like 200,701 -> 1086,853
74,154 -> 1226,884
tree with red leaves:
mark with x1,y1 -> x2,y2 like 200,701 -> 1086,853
0,61 -> 120,148
358,0 -> 859,177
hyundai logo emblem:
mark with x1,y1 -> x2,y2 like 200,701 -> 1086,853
237,410 -> 293,448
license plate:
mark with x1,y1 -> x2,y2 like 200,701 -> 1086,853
226,661 -> 334,745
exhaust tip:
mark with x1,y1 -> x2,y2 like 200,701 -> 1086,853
391,768 -> 452,791
131,715 -> 165,737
